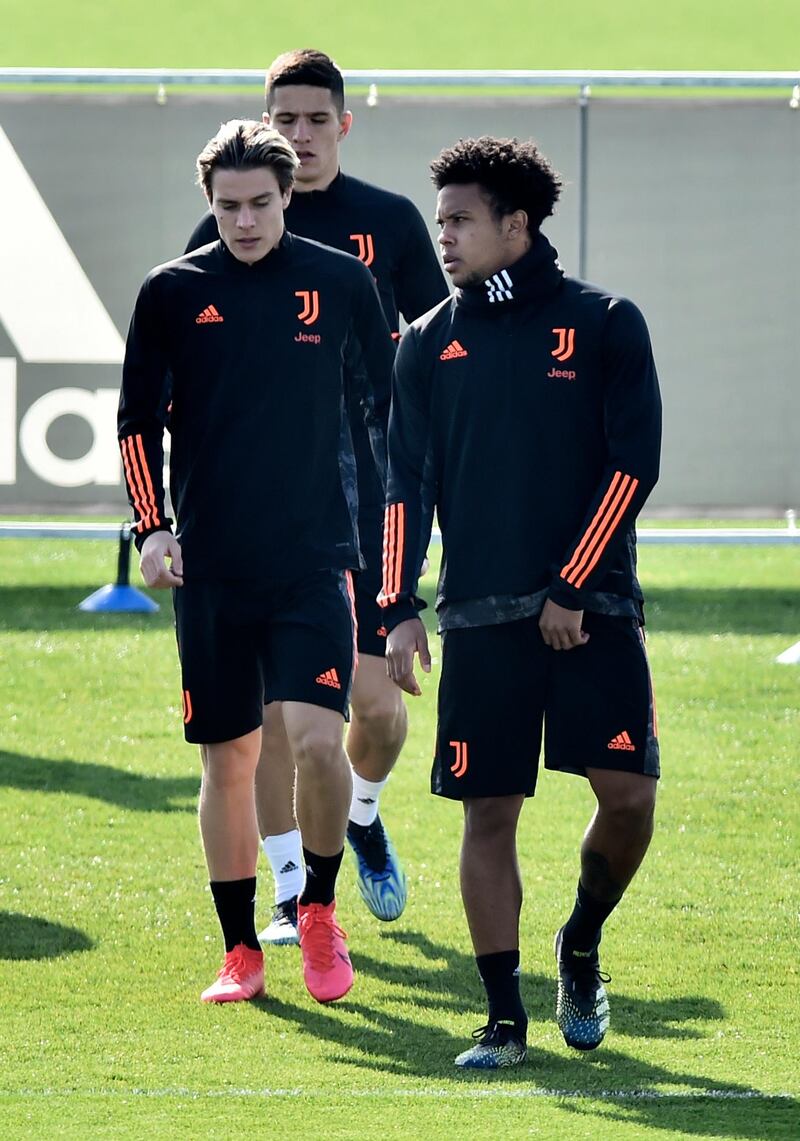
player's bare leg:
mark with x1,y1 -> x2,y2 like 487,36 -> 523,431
282,701 -> 354,1002
555,770 -> 657,1049
345,653 -> 409,920
346,653 -> 407,781
198,729 -> 264,1002
455,794 -> 528,1067
460,795 -> 526,955
199,731 -> 261,881
254,705 -> 304,944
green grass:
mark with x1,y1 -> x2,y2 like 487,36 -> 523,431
0,533 -> 798,1138
1,0 -> 798,71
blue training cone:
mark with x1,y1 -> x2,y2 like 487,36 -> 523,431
79,583 -> 159,613
77,524 -> 160,614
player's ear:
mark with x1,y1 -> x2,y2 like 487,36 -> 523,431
339,110 -> 353,140
506,209 -> 528,241
262,110 -> 271,126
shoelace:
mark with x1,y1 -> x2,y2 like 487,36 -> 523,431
300,911 -> 348,970
356,822 -> 389,873
219,949 -> 255,982
567,964 -> 612,1003
273,900 -> 297,924
470,1021 -> 516,1045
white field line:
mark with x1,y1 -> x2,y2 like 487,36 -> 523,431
0,1087 -> 793,1101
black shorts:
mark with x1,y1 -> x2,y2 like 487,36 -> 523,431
174,569 -> 357,745
433,611 -> 659,800
353,515 -> 387,658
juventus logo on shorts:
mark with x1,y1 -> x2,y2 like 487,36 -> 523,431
449,740 -> 469,778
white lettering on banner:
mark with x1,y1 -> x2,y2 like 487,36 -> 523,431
0,127 -> 125,364
19,388 -> 121,487
0,359 -> 16,483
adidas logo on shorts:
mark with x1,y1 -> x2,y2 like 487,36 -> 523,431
315,668 -> 342,690
608,730 -> 636,751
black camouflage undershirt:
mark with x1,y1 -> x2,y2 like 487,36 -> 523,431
437,589 -> 642,632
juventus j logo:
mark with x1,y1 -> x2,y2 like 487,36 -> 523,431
295,290 -> 320,326
349,233 -> 375,267
551,327 -> 575,361
449,740 -> 469,779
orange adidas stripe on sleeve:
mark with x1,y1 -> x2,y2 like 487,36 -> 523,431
120,434 -> 161,533
132,434 -> 161,529
380,502 -> 406,606
567,476 -> 639,589
381,503 -> 397,604
560,472 -> 639,588
120,436 -> 152,532
393,502 -> 406,600
561,472 -> 627,581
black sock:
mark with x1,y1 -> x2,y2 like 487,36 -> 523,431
561,881 -> 621,955
347,819 -> 373,838
209,877 -> 260,952
476,950 -> 528,1037
300,847 -> 344,906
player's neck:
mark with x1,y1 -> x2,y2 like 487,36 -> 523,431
294,167 -> 341,194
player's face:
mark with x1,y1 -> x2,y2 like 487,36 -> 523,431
209,166 -> 291,264
436,183 -> 520,288
265,86 -> 352,192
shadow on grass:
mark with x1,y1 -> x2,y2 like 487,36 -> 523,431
0,750 -> 197,813
645,588 -> 800,635
0,586 -> 171,631
556,1092 -> 798,1140
0,911 -> 93,960
255,928 -> 796,1138
360,930 -> 722,1041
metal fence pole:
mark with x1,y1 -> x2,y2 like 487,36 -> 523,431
578,84 -> 591,280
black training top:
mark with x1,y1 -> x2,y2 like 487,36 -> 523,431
118,232 -> 395,583
186,171 -> 448,335
186,172 -> 449,550
378,233 -> 663,631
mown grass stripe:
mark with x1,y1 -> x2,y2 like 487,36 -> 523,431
0,1088 -> 793,1101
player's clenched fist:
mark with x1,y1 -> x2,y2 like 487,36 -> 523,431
139,531 -> 184,589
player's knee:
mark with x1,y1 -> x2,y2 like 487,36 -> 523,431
463,796 -> 522,844
352,692 -> 407,747
201,738 -> 259,790
259,726 -> 288,766
290,726 -> 345,774
600,777 -> 657,829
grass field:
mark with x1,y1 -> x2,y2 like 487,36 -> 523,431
1,6 -> 798,1138
1,0 -> 799,71
0,534 -> 798,1139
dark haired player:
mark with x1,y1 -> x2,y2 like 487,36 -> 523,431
119,120 -> 395,1006
187,49 -> 448,943
380,136 -> 662,1067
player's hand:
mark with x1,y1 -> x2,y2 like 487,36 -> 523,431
386,617 -> 431,696
139,531 -> 184,589
539,599 -> 589,651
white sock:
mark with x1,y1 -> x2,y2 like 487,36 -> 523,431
349,773 -> 388,827
262,829 -> 304,904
